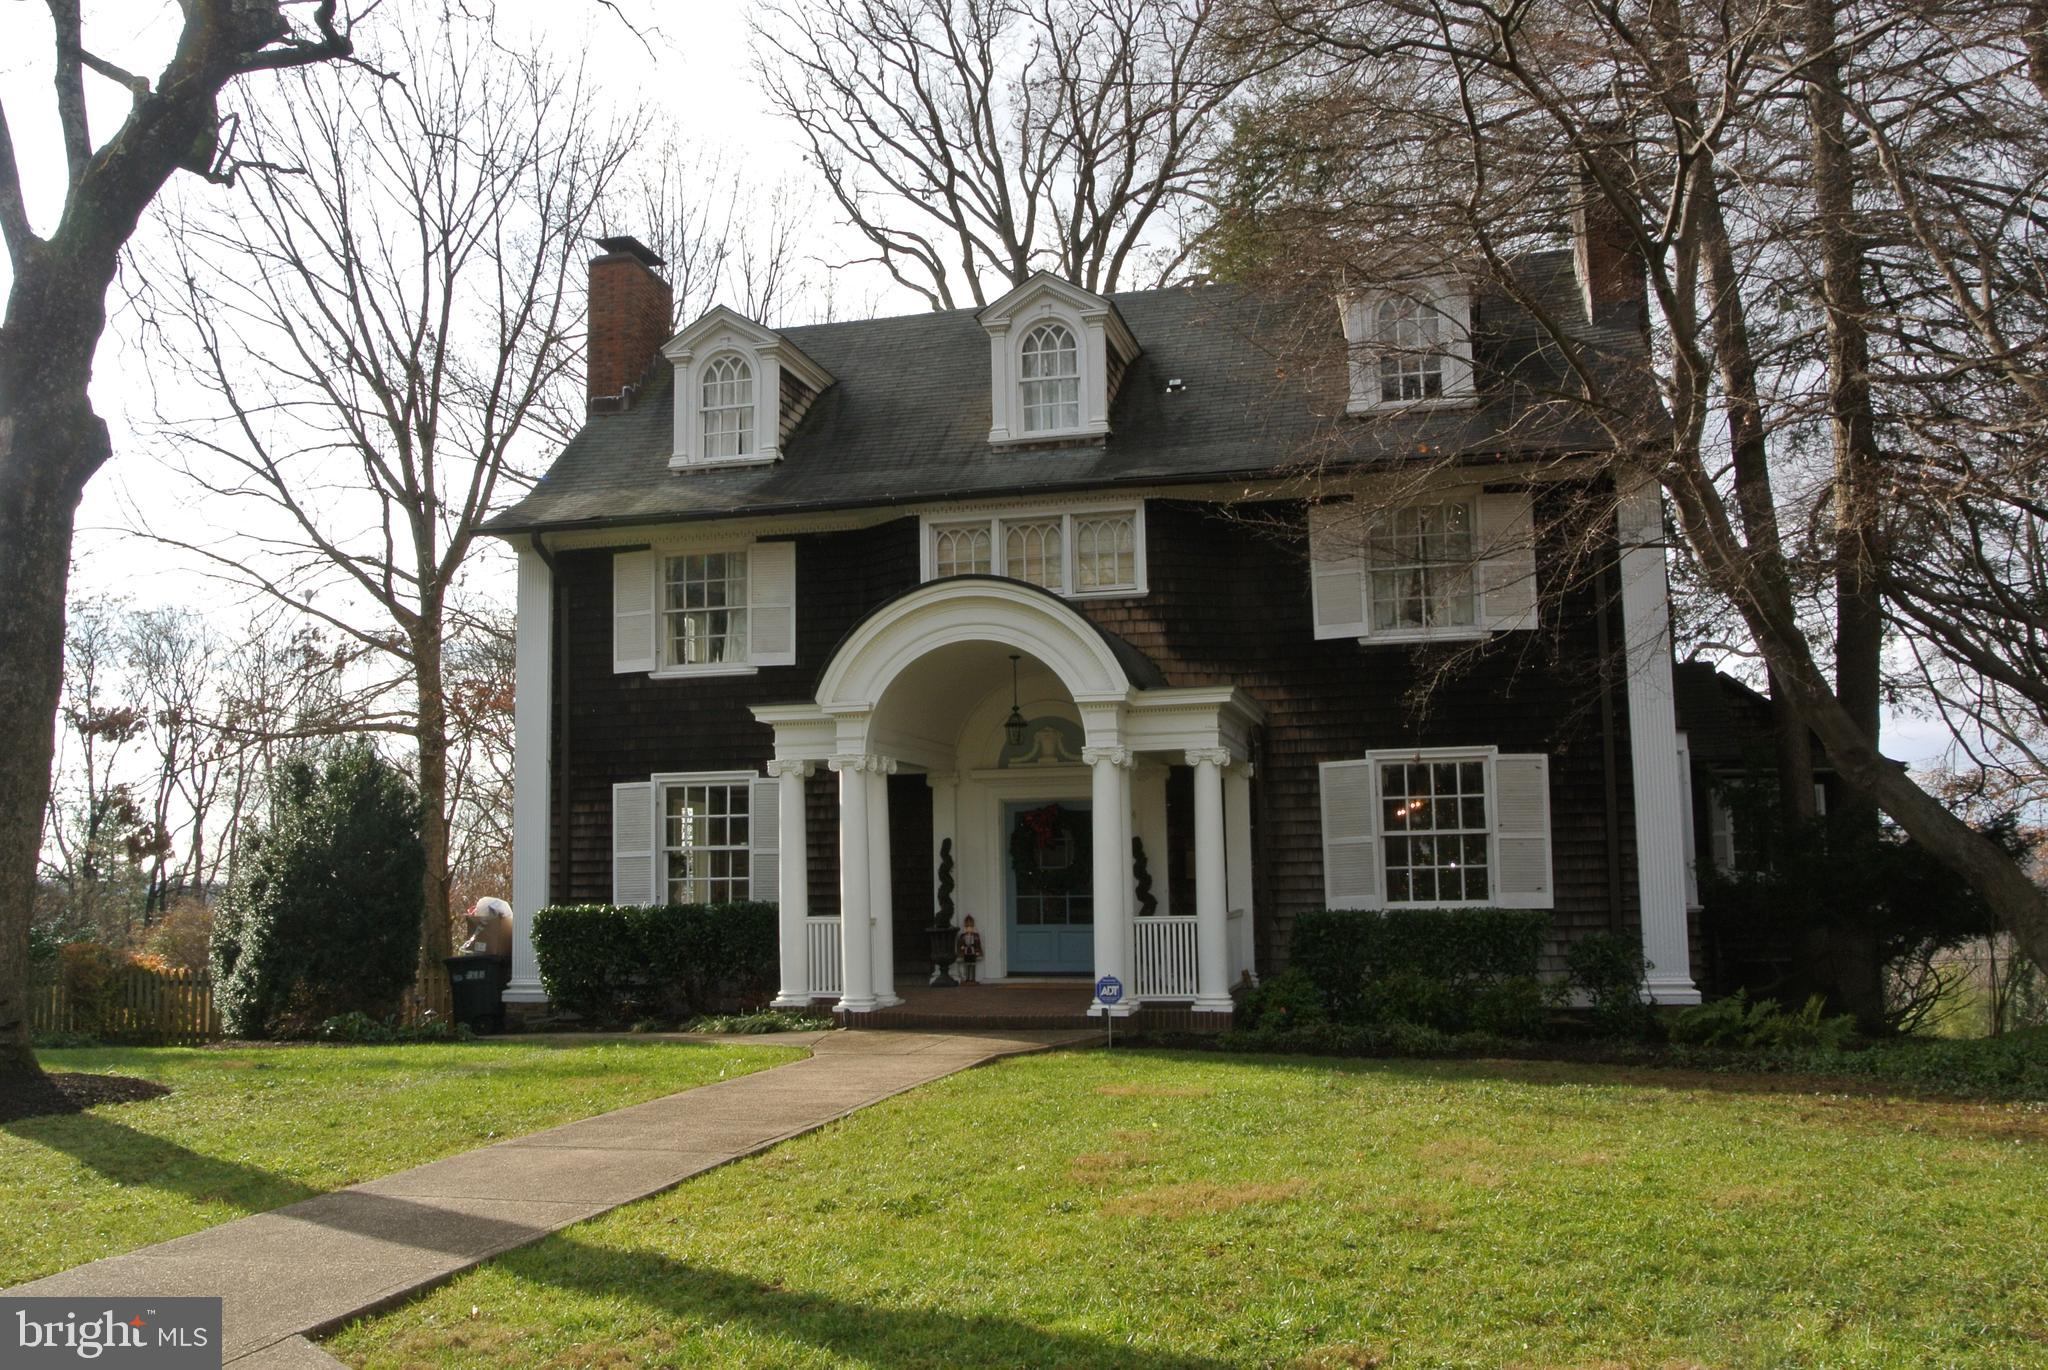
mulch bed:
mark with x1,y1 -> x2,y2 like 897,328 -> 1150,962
0,1072 -> 169,1125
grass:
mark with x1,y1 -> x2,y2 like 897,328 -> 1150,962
1,1038 -> 800,1286
330,1049 -> 2048,1369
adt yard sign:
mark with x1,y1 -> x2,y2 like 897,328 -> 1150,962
1095,975 -> 1124,1046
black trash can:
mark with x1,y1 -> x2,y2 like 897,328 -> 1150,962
443,954 -> 511,1034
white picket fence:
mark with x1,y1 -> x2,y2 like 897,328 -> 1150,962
1132,915 -> 1199,999
806,917 -> 843,997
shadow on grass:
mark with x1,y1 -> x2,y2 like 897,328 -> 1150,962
467,1231 -> 1235,1370
3,1107 -> 324,1214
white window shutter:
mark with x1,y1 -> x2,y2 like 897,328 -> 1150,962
612,781 -> 658,906
1319,759 -> 1381,908
1492,754 -> 1553,908
613,551 -> 658,673
1307,503 -> 1369,640
1439,286 -> 1475,399
749,775 -> 780,905
748,541 -> 798,666
1477,491 -> 1538,632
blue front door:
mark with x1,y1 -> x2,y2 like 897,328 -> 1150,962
1006,801 -> 1094,974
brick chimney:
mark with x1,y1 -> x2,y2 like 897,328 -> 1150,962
587,236 -> 672,413
1571,158 -> 1648,331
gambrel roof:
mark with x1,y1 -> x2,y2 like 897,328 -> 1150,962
488,250 -> 1632,534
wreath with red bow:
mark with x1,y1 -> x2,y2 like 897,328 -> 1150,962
1009,803 -> 1092,895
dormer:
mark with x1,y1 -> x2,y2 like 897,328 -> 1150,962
661,306 -> 834,471
978,272 -> 1140,446
1338,273 -> 1477,415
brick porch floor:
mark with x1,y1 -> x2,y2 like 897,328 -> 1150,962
836,979 -> 1229,1033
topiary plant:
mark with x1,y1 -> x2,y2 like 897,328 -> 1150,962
211,742 -> 425,1038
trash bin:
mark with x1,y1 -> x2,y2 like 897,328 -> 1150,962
443,954 -> 511,1034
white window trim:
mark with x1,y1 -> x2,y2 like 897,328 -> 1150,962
987,302 -> 1114,445
1359,493 -> 1482,643
918,501 -> 1147,599
1339,276 -> 1477,416
651,770 -> 758,903
1367,746 -> 1502,909
1309,485 -> 1537,644
697,351 -> 759,463
651,542 -> 756,677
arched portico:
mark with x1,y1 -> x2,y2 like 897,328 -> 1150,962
753,577 -> 1262,1022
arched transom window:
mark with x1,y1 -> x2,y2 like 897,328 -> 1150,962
1019,323 -> 1081,433
701,354 -> 755,459
1375,295 -> 1444,403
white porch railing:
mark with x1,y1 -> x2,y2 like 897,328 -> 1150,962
806,917 -> 843,998
1132,915 -> 1199,999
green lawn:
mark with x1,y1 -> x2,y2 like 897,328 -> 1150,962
2,1039 -> 799,1286
329,1049 -> 2048,1370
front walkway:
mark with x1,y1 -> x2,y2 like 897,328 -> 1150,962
4,1030 -> 1089,1368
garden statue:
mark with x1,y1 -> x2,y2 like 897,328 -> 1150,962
956,915 -> 984,984
459,897 -> 514,958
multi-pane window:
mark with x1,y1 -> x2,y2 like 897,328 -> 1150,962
664,551 -> 748,666
1376,294 -> 1445,403
663,780 -> 750,904
1368,499 -> 1476,632
1073,513 -> 1136,592
1004,519 -> 1064,591
927,506 -> 1142,597
1379,759 -> 1490,903
934,524 -> 993,577
1019,323 -> 1082,433
700,354 -> 754,459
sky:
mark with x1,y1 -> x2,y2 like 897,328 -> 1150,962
0,0 -> 1963,775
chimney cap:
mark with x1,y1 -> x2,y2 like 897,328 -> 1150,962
593,235 -> 665,269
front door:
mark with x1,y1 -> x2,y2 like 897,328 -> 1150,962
1006,801 -> 1094,974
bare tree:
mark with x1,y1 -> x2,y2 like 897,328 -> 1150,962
1213,0 -> 2048,997
753,0 -> 1259,308
138,13 -> 639,998
0,0 -> 360,1079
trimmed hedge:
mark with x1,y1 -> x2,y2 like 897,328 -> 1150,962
1292,907 -> 1549,1025
531,902 -> 778,1023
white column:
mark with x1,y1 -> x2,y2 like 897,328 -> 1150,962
1224,761 -> 1255,985
1085,746 -> 1135,1016
832,755 -> 877,1013
506,543 -> 552,1006
1618,478 -> 1702,1005
769,760 -> 813,1008
1188,749 -> 1234,1012
868,763 -> 901,1007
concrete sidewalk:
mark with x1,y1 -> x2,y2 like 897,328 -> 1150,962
5,1029 -> 1090,1368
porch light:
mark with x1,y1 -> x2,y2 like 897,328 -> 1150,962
1004,653 -> 1028,748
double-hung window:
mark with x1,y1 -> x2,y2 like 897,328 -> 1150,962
1309,489 -> 1536,641
1019,323 -> 1082,434
700,354 -> 755,460
1340,279 -> 1475,414
1320,748 -> 1553,909
611,771 -> 782,907
923,504 -> 1144,598
612,542 -> 798,676
1367,499 -> 1477,632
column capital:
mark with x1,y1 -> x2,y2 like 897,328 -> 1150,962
1081,745 -> 1133,768
1184,747 -> 1232,768
1225,760 -> 1255,781
829,753 -> 898,775
765,759 -> 816,780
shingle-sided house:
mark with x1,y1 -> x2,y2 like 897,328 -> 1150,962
495,227 -> 1703,1026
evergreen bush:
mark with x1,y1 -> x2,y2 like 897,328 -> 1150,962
530,901 -> 778,1023
1290,907 -> 1550,1032
210,743 -> 425,1037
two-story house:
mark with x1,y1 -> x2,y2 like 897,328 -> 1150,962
494,228 -> 1702,1026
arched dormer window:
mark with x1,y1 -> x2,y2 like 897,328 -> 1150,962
1375,295 -> 1443,403
1340,277 -> 1474,414
700,354 -> 754,460
1019,323 -> 1081,434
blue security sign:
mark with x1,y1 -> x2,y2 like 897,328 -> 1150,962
1094,974 -> 1124,1006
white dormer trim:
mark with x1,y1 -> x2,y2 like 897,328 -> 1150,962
1339,275 -> 1476,415
979,272 -> 1139,446
661,305 -> 834,471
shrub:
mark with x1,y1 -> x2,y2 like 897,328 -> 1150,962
1470,976 -> 1554,1038
530,902 -> 778,1023
684,1009 -> 834,1034
1565,931 -> 1657,1039
315,1010 -> 470,1044
140,896 -> 214,975
1232,968 -> 1327,1033
1671,990 -> 1857,1051
1294,908 -> 1548,1020
211,742 -> 425,1038
57,941 -> 131,1040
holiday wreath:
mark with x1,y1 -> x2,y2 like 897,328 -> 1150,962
1009,802 -> 1092,895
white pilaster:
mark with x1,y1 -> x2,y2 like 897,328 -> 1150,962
1618,478 -> 1701,1004
868,764 -> 901,1007
1224,761 -> 1256,986
832,755 -> 877,1012
1188,749 -> 1234,1012
769,760 -> 814,1008
506,543 -> 552,1006
1085,745 -> 1136,1016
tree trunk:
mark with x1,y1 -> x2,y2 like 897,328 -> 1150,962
414,623 -> 454,999
0,393 -> 107,1078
